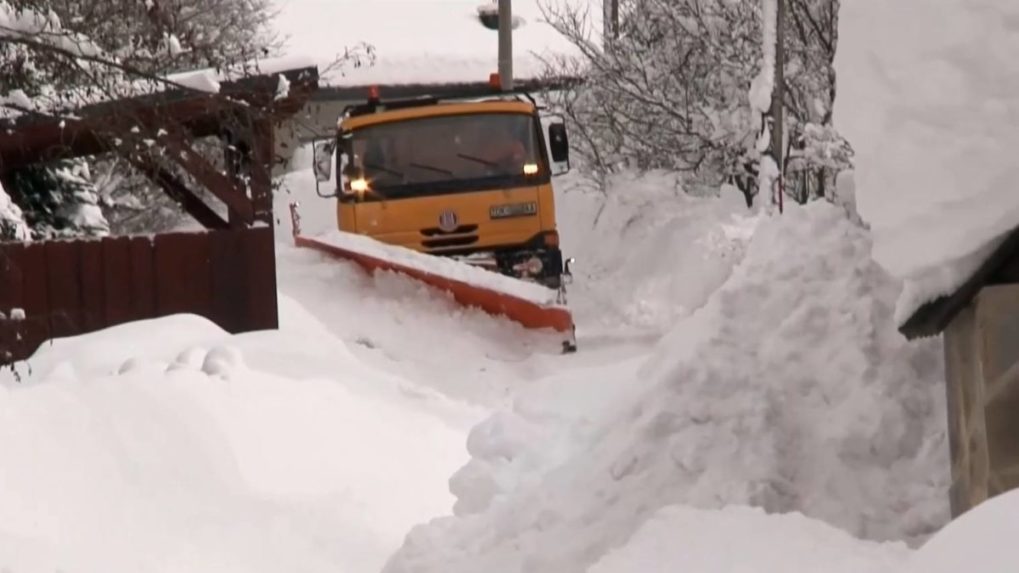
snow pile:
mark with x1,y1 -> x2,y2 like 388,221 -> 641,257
833,0 -> 1019,323
554,171 -> 755,337
588,505 -> 910,573
902,489 -> 1019,573
383,201 -> 950,573
0,305 -> 481,573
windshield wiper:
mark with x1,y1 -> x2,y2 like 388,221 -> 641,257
409,162 -> 454,176
457,153 -> 497,168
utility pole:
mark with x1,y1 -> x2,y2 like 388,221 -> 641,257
498,0 -> 513,91
603,0 -> 619,45
769,0 -> 786,213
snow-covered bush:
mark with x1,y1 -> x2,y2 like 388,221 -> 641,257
786,121 -> 853,203
3,158 -> 110,239
0,180 -> 31,241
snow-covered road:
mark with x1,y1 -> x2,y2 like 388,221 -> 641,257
0,162 -> 755,572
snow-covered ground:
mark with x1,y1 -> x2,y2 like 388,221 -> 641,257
0,301 -> 482,573
6,0 -> 1015,569
3,156 -> 959,572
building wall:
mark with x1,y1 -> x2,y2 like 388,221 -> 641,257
943,284 -> 1019,516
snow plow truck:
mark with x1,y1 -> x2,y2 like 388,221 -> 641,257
290,76 -> 578,352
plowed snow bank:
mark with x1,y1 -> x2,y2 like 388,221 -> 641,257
383,201 -> 949,573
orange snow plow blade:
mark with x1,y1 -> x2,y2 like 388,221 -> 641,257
289,204 -> 577,351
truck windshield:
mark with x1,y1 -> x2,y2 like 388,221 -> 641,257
342,112 -> 546,198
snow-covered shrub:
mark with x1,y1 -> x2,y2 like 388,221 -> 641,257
0,180 -> 31,241
3,158 -> 110,239
786,121 -> 854,204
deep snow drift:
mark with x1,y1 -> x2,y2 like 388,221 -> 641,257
902,488 -> 1019,573
588,505 -> 910,573
0,302 -> 482,573
833,0 -> 1019,323
383,201 -> 950,573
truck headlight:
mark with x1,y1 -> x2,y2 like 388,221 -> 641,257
350,178 -> 369,193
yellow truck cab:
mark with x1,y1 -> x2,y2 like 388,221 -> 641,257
312,83 -> 572,290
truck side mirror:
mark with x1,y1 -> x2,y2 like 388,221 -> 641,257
312,139 -> 336,183
548,123 -> 569,164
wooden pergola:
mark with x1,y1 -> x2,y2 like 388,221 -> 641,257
0,65 -> 319,366
0,65 -> 319,230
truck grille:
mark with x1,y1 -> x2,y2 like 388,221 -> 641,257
420,224 -> 479,250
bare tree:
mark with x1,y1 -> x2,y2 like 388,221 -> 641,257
536,0 -> 848,206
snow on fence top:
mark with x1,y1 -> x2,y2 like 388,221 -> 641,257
833,0 -> 1019,326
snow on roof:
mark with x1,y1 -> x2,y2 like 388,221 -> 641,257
163,54 -> 319,93
272,0 -> 596,86
832,0 -> 1019,327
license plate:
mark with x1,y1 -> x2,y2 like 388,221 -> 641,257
490,202 -> 537,219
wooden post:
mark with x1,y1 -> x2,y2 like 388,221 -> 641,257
603,0 -> 619,43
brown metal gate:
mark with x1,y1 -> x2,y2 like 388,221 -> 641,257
0,227 -> 277,364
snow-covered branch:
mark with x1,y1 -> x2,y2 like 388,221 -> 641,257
537,0 -> 846,204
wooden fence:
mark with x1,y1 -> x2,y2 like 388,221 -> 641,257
0,227 -> 277,364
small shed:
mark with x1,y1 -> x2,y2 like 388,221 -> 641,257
900,225 -> 1019,517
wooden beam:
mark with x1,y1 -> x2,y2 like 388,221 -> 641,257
155,122 -> 255,225
0,66 -> 319,175
125,154 -> 229,229
249,116 -> 275,226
